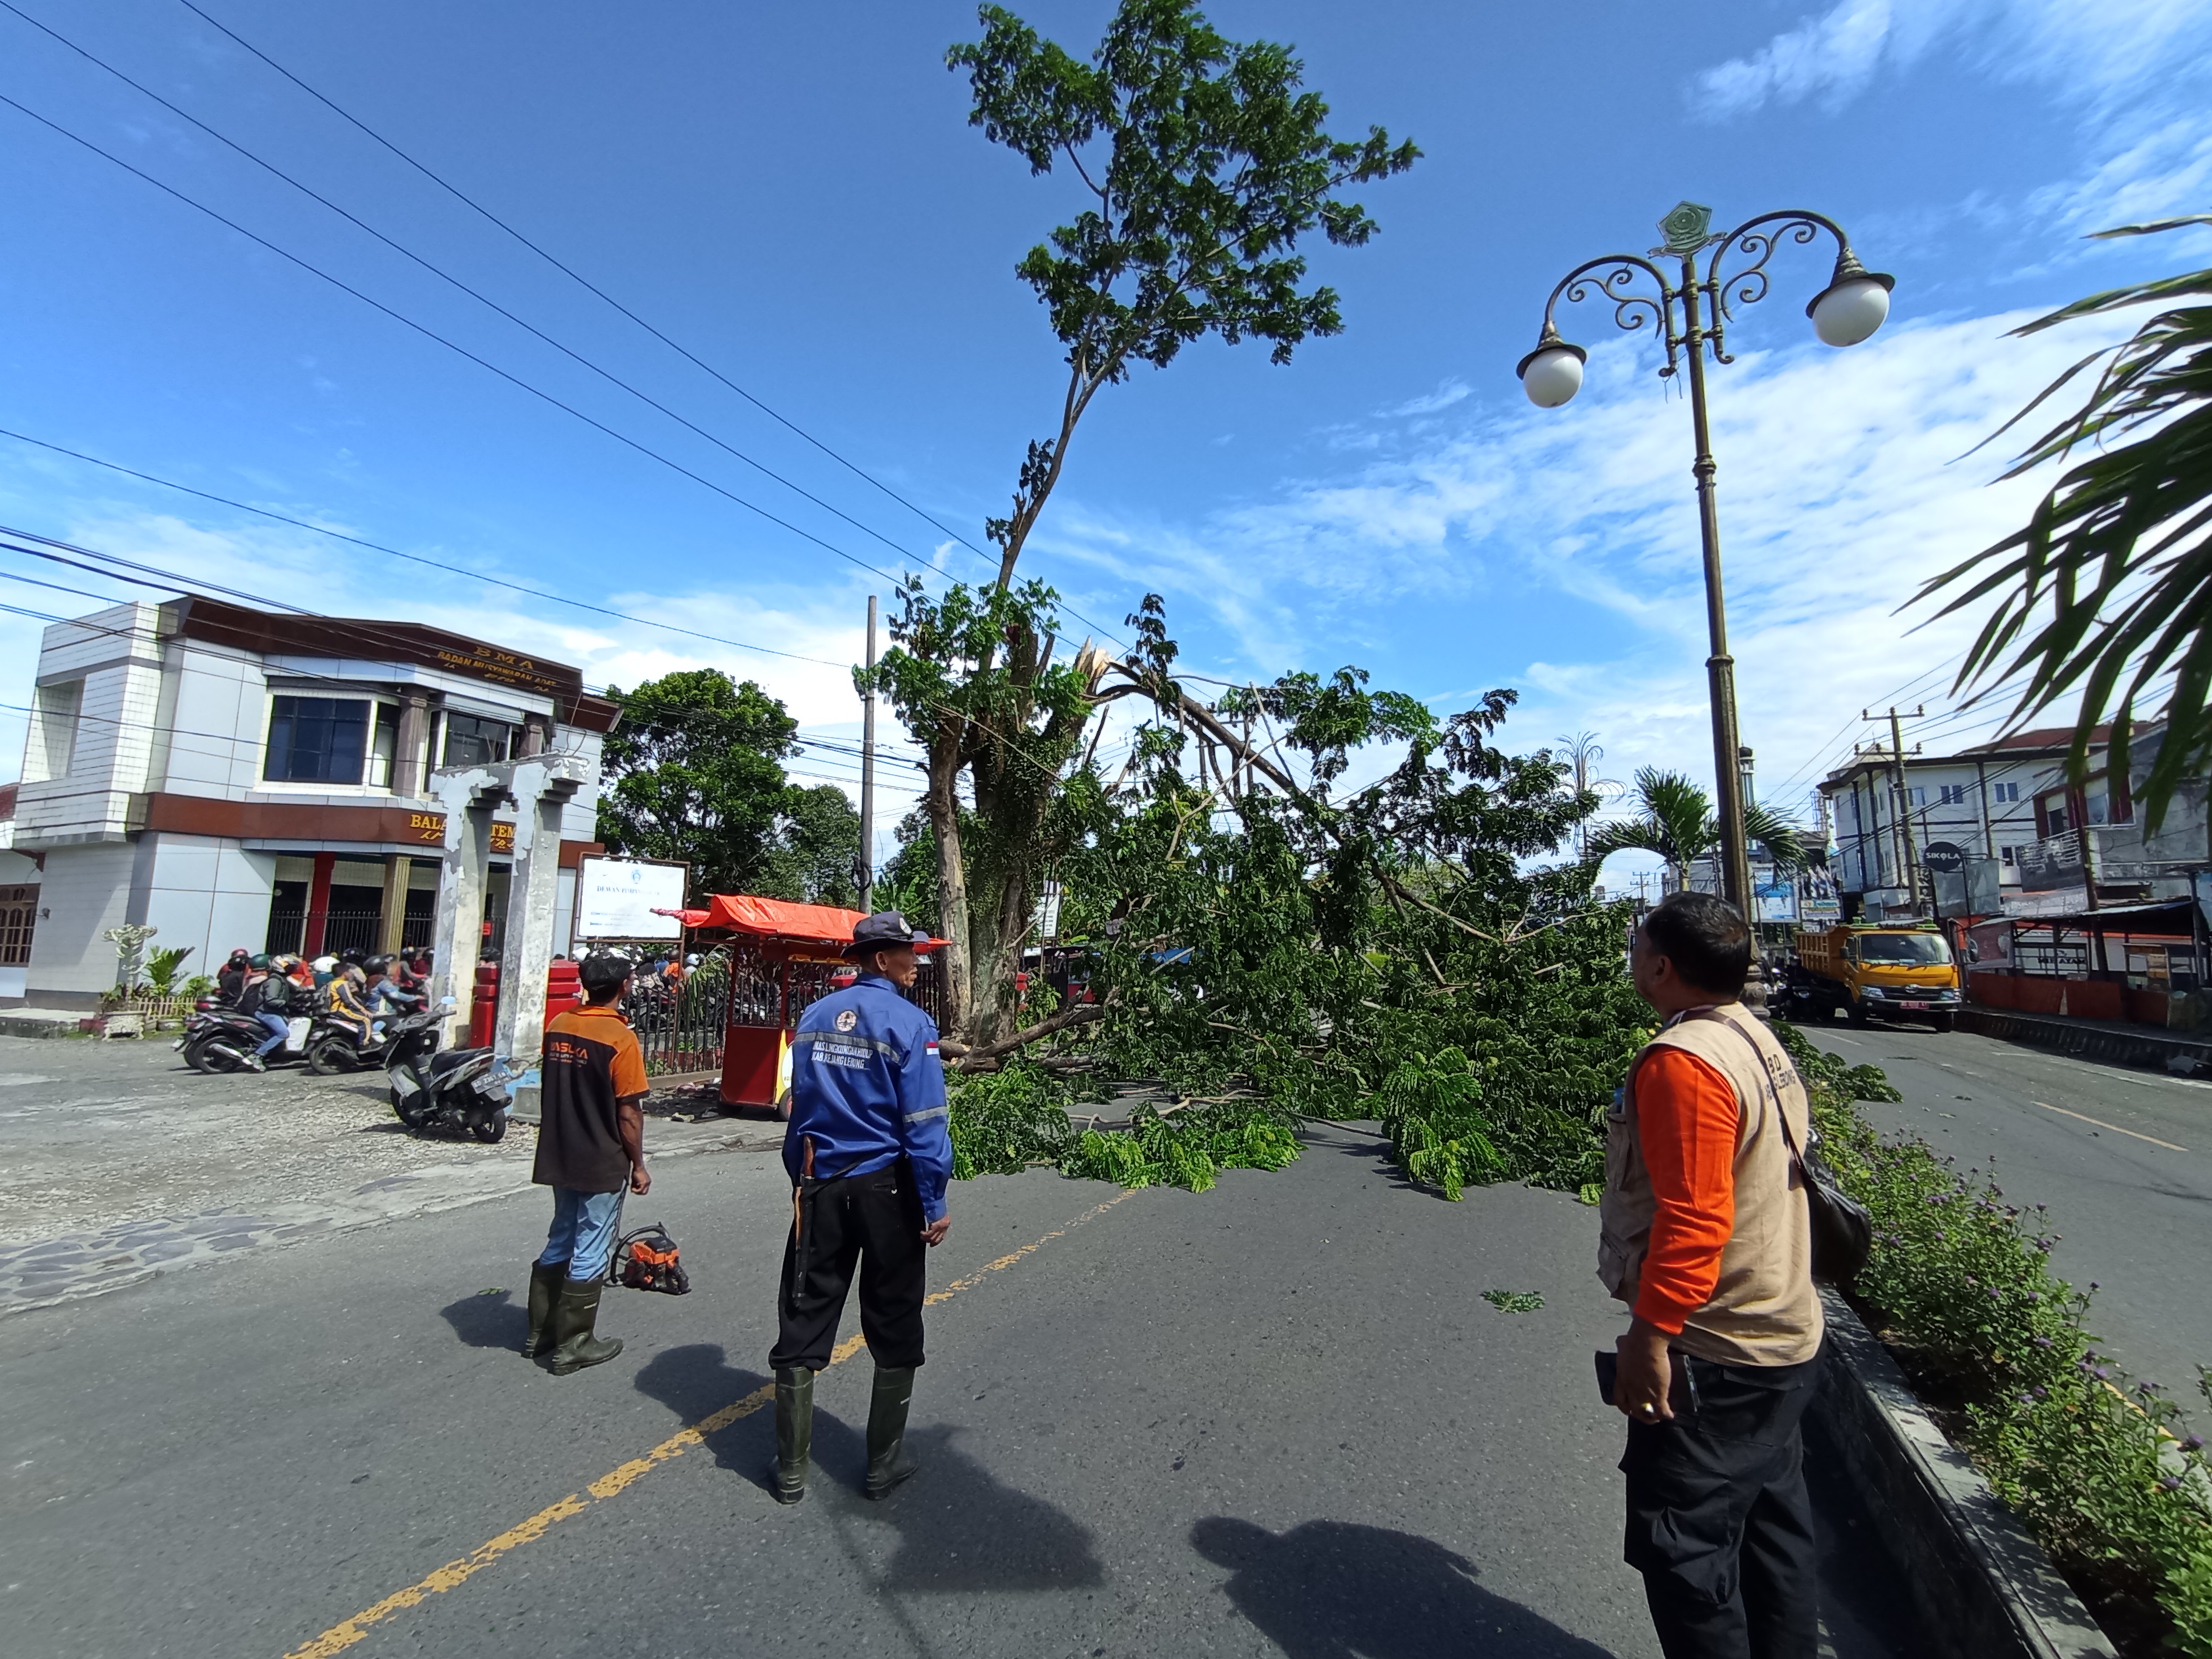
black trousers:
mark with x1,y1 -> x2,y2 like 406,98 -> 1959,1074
769,1162 -> 927,1372
1620,1349 -> 1822,1659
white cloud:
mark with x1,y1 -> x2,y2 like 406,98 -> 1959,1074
1692,0 -> 2212,121
1040,302 -> 2138,821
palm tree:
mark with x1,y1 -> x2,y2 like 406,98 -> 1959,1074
1919,213 -> 2212,830
1583,767 -> 1807,893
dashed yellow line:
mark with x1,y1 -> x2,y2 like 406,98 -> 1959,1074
283,1187 -> 1141,1658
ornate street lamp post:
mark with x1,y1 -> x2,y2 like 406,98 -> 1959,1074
1520,202 -> 1893,917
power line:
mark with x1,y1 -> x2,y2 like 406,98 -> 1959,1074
171,0 -> 1008,580
0,87 -> 914,592
0,427 -> 845,668
0,0 -> 969,586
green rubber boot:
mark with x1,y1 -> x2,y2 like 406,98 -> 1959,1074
772,1368 -> 814,1505
520,1261 -> 565,1359
865,1366 -> 920,1500
544,1279 -> 623,1375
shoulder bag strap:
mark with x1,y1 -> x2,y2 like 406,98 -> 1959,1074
1680,1008 -> 1812,1170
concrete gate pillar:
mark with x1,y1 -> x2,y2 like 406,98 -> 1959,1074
426,754 -> 592,1059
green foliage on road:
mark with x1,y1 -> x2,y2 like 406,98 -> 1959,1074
1776,1020 -> 2212,1656
946,1061 -> 1299,1193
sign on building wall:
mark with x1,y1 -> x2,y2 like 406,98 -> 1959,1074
1799,869 -> 1842,922
1755,880 -> 1798,924
574,857 -> 689,942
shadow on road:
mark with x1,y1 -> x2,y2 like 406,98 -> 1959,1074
438,1288 -> 523,1351
633,1342 -> 776,1480
1191,1517 -> 1612,1658
632,1344 -> 1104,1590
871,1423 -> 1105,1592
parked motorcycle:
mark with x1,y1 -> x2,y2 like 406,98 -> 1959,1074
177,1006 -> 311,1073
384,1002 -> 514,1143
301,1013 -> 397,1076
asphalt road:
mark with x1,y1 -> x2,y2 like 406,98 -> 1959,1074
0,1123 -> 1922,1659
1801,1021 -> 2212,1393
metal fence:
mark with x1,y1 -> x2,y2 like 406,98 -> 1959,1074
623,945 -> 734,1077
620,947 -> 947,1081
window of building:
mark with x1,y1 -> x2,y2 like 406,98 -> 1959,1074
2038,792 -> 2072,836
1992,781 -> 2022,803
1909,786 -> 1927,806
25,679 -> 81,783
2000,844 -> 2020,867
1939,783 -> 1967,806
264,696 -> 372,785
367,703 -> 401,790
0,884 -> 36,966
442,712 -> 518,769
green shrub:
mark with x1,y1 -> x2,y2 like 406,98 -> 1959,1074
1771,1019 -> 2212,1656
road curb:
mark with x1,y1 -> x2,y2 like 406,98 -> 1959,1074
1957,1006 -> 2212,1074
1812,1286 -> 2116,1659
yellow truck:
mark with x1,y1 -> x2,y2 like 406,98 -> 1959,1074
1784,922 -> 1961,1032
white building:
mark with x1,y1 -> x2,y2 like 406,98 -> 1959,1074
1818,722 -> 2205,919
5,596 -> 615,1008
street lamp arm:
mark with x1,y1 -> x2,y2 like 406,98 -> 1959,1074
1701,209 -> 1861,363
1537,253 -> 1682,375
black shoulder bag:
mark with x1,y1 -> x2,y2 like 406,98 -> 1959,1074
1687,1012 -> 1872,1286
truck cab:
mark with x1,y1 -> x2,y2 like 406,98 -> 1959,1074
1787,923 -> 1961,1032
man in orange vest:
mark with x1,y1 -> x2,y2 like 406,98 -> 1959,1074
1600,891 -> 1823,1659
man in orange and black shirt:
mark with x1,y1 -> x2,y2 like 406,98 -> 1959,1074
525,952 -> 651,1376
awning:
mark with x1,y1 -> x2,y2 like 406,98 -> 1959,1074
653,895 -> 944,953
1999,897 -> 2200,935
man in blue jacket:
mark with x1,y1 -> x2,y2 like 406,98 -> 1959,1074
770,911 -> 952,1505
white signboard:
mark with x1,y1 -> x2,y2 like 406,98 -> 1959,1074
575,857 -> 688,942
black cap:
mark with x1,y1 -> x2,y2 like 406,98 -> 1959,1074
844,910 -> 928,960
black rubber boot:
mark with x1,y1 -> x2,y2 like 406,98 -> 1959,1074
544,1279 -> 623,1375
520,1261 -> 565,1358
772,1368 -> 813,1505
865,1366 -> 920,1500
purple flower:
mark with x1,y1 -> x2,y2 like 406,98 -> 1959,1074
2093,1366 -> 2112,1381
2182,1435 -> 2205,1453
2032,1387 -> 2048,1400
2159,1475 -> 2185,1492
1987,1288 -> 2003,1301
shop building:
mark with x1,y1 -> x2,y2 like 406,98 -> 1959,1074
5,596 -> 615,1008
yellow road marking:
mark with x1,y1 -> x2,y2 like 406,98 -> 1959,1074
283,1187 -> 1141,1658
2033,1101 -> 2188,1153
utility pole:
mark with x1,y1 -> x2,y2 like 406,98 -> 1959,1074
1864,706 -> 1925,917
859,594 -> 878,911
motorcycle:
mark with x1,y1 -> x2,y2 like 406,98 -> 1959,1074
384,1000 -> 514,1143
301,1010 -> 402,1076
178,1002 -> 312,1073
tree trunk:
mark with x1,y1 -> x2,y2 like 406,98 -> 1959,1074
926,741 -> 974,1038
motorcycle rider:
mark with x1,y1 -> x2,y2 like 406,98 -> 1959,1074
239,955 -> 292,1071
217,948 -> 253,1006
322,954 -> 375,1047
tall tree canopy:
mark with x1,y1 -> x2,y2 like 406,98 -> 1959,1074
878,0 -> 1417,1044
1582,768 -> 1806,893
596,669 -> 859,906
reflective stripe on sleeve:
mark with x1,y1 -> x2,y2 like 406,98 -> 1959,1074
903,1106 -> 949,1126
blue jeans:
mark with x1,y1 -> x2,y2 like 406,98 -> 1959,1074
537,1188 -> 624,1283
254,1011 -> 291,1057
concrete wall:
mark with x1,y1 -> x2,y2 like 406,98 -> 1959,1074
25,841 -> 139,1004
131,834 -> 277,975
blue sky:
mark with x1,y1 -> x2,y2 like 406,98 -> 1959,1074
3,0 -> 2211,876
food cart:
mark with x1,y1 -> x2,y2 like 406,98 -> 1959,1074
656,895 -> 942,1113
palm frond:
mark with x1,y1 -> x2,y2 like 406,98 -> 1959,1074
1915,216 -> 2212,831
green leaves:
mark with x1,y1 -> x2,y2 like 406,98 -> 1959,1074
595,669 -> 856,904
1919,215 -> 2212,832
949,0 -> 1418,384
1582,766 -> 1807,886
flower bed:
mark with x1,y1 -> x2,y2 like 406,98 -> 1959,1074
1775,1019 -> 2212,1658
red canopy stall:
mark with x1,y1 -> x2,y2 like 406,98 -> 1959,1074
657,896 -> 941,1112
